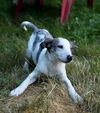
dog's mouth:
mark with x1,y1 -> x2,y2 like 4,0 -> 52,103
58,59 -> 72,63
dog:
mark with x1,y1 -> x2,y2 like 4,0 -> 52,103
10,21 -> 83,103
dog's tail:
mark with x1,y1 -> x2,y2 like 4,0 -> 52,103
21,21 -> 39,32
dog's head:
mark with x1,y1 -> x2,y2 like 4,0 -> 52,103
41,38 -> 77,63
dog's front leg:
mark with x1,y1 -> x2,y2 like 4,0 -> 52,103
10,68 -> 40,96
59,73 -> 83,104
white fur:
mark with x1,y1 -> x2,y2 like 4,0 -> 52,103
10,21 -> 83,104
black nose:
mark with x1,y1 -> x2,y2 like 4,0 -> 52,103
67,55 -> 72,62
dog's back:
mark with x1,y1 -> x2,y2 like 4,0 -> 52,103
21,21 -> 53,64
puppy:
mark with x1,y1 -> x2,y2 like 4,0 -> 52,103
10,21 -> 83,103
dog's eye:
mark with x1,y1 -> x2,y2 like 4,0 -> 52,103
57,45 -> 63,49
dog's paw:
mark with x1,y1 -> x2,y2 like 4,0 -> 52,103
23,62 -> 29,73
10,87 -> 24,96
71,94 -> 83,104
23,66 -> 29,73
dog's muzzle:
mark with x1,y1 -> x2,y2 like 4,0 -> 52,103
67,55 -> 72,62
59,55 -> 73,63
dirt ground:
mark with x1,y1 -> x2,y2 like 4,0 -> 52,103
0,84 -> 90,113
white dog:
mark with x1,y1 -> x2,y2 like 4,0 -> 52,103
10,21 -> 83,103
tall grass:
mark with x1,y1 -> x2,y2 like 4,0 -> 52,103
0,0 -> 100,113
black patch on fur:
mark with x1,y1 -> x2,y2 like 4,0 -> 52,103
32,31 -> 41,51
32,30 -> 54,63
36,46 -> 42,63
40,38 -> 59,52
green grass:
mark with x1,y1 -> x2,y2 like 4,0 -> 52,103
0,0 -> 100,113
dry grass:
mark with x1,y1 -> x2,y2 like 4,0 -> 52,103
0,0 -> 100,113
0,81 -> 90,113
0,57 -> 99,113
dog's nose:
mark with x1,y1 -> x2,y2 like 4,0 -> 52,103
67,55 -> 72,62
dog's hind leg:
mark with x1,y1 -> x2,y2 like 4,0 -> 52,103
23,48 -> 32,73
23,61 -> 29,73
10,68 -> 40,96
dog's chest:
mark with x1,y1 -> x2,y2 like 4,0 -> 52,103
37,49 -> 65,77
47,62 -> 65,77
39,61 -> 64,77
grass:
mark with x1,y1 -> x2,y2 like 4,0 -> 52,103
0,0 -> 100,113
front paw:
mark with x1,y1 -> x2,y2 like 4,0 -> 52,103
71,94 -> 83,104
10,87 -> 24,96
23,66 -> 29,73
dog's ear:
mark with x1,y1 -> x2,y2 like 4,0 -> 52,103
70,41 -> 78,49
40,38 -> 53,50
